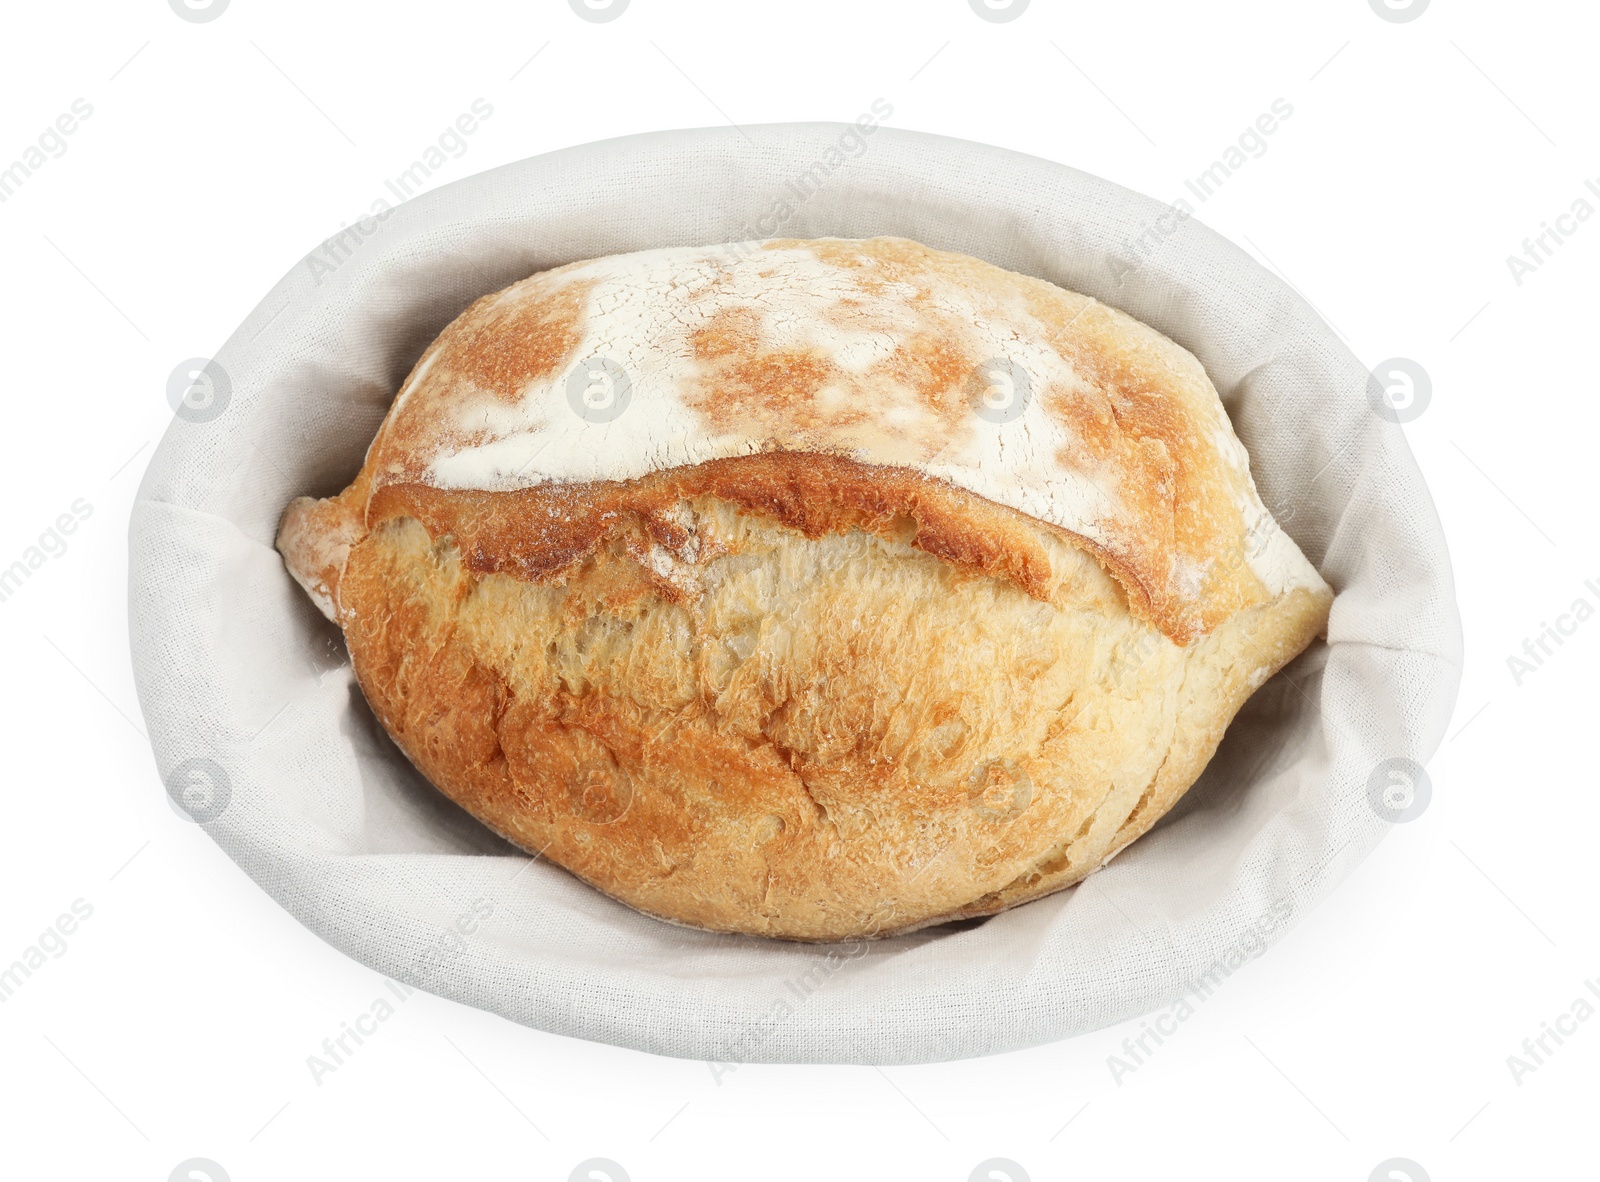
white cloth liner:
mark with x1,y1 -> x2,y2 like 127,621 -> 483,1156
128,124 -> 1462,1064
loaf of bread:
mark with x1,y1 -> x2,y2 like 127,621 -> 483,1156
277,237 -> 1332,941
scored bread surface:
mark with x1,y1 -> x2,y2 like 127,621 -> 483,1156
278,237 -> 1332,941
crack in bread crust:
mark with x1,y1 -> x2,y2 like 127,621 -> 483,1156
364,452 -> 1153,626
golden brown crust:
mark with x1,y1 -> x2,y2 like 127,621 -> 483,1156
275,237 -> 1335,940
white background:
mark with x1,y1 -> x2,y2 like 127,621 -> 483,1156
1,0 -> 1595,1179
